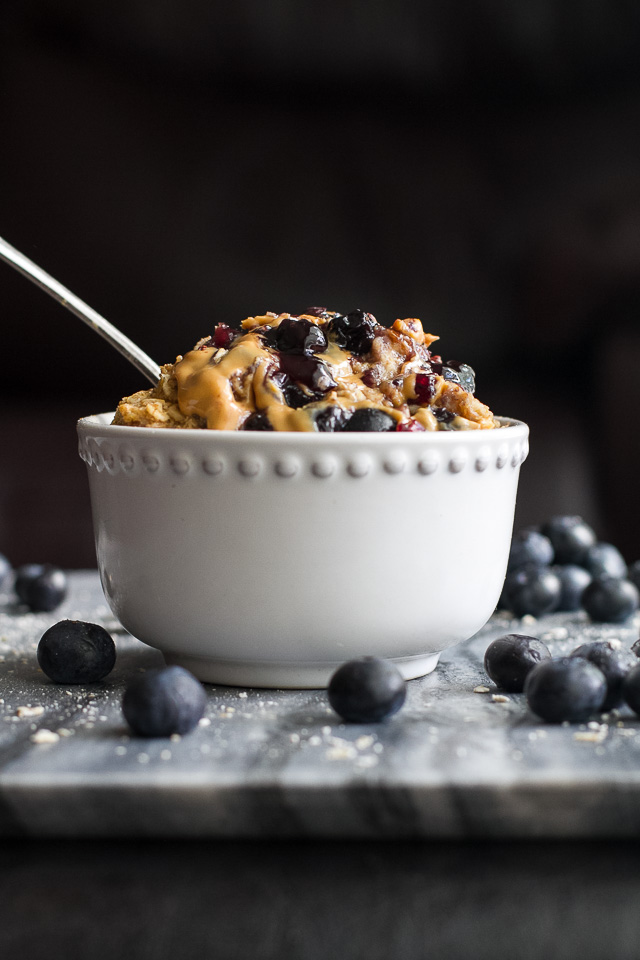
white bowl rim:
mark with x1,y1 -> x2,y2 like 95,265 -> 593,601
78,412 -> 528,444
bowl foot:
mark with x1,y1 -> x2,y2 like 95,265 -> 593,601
162,651 -> 441,689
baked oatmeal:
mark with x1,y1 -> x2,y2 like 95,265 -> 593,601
113,308 -> 498,432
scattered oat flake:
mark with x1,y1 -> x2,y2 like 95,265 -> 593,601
198,717 -> 211,727
356,735 -> 375,750
16,705 -> 44,718
574,730 -> 608,743
30,729 -> 59,745
326,745 -> 357,761
492,694 -> 510,703
238,692 -> 248,699
521,614 -> 537,625
474,685 -> 491,694
57,728 -> 73,737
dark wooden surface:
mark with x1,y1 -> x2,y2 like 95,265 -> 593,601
1,838 -> 639,960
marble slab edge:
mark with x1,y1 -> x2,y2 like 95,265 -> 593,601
2,776 -> 640,839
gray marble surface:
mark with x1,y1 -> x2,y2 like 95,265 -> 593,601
1,571 -> 640,838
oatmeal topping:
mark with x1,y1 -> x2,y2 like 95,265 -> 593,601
113,309 -> 498,432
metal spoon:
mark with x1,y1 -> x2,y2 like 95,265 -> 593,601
0,235 -> 161,384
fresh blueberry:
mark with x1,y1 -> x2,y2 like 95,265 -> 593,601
122,666 -> 206,737
313,405 -> 350,432
581,577 -> 639,624
37,620 -> 116,684
242,412 -> 274,431
341,408 -> 397,432
328,310 -> 378,355
0,553 -> 11,589
270,317 -> 328,355
570,640 -> 636,710
628,560 -> 640,592
632,637 -> 640,658
502,566 -> 561,617
524,657 -> 607,722
582,542 -> 627,580
540,516 -> 597,565
483,633 -> 552,692
14,564 -> 67,613
551,564 -> 593,612
507,528 -> 554,573
444,361 -> 476,394
328,657 -> 406,722
622,663 -> 640,716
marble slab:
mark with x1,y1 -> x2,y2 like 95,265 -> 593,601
1,571 -> 640,838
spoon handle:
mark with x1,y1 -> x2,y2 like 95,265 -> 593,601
0,235 -> 161,384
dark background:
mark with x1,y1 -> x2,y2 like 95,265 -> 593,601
2,1 -> 640,567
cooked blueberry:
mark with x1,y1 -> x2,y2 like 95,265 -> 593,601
540,515 -> 597,565
552,564 -> 592,612
341,408 -> 397,432
0,553 -> 11,589
313,405 -> 350,432
271,317 -> 328,355
581,577 -> 639,624
396,418 -> 426,432
582,542 -> 627,579
242,412 -> 274,431
570,640 -> 635,710
414,373 -> 437,404
622,664 -> 640,715
37,620 -> 116,684
14,564 -> 67,613
525,657 -> 607,722
483,633 -> 552,692
300,306 -> 332,318
445,361 -> 476,394
328,310 -> 378,355
278,353 -> 336,393
328,657 -> 406,722
122,666 -> 206,737
283,383 -> 314,409
212,323 -> 238,349
507,528 -> 554,573
502,566 -> 561,617
433,408 -> 455,424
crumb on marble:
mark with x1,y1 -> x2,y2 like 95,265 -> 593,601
30,729 -> 59,745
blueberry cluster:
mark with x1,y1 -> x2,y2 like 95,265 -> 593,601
484,632 -> 640,723
500,515 -> 640,623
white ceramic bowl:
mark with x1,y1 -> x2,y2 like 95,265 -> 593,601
77,414 -> 529,688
